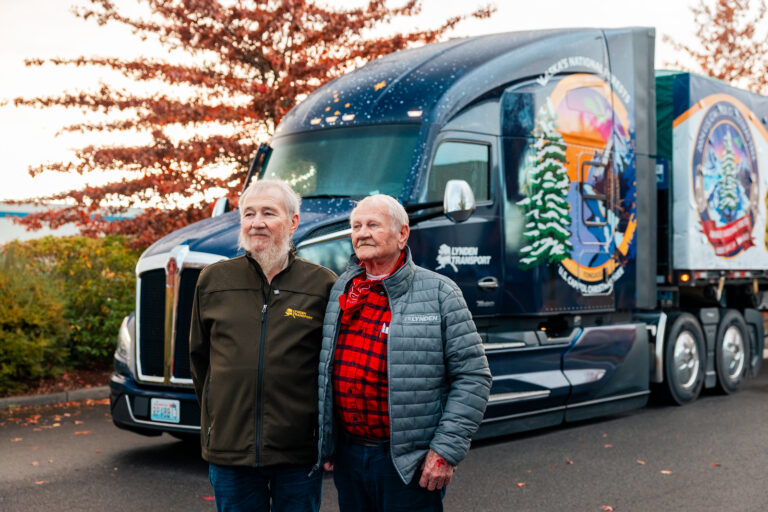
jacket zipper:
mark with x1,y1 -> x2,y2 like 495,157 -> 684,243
255,296 -> 269,465
381,279 -> 407,484
314,308 -> 344,475
204,374 -> 212,447
314,270 -> 362,475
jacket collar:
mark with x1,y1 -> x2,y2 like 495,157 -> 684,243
342,246 -> 415,301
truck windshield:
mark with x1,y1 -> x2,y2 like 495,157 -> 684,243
261,124 -> 421,197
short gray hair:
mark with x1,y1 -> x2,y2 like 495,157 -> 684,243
239,179 -> 301,218
351,194 -> 409,233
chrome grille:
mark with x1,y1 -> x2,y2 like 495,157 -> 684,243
172,268 -> 201,380
137,265 -> 202,383
138,269 -> 165,378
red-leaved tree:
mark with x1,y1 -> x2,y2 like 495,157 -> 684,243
664,0 -> 768,94
11,0 -> 493,248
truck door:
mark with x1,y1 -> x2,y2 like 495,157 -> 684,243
407,133 -> 502,317
572,146 -> 617,297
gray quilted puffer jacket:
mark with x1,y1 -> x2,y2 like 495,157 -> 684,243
317,248 -> 492,484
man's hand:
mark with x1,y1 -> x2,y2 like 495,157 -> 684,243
323,461 -> 334,472
418,449 -> 453,490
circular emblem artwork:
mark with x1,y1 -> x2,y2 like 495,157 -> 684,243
692,99 -> 758,258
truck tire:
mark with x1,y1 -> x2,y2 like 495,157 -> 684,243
663,312 -> 705,405
714,309 -> 750,394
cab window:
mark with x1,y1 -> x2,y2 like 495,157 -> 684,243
427,141 -> 490,202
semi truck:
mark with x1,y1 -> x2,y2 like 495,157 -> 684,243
110,27 -> 768,441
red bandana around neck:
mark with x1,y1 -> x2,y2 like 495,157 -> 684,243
338,251 -> 405,325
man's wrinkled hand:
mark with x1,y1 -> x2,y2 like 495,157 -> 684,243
418,449 -> 453,490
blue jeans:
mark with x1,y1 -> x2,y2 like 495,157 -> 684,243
208,463 -> 322,512
333,435 -> 444,512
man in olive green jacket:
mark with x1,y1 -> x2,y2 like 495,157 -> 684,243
190,179 -> 336,512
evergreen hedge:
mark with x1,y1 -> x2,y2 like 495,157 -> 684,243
0,236 -> 140,393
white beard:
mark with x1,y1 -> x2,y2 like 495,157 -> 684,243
250,236 -> 291,275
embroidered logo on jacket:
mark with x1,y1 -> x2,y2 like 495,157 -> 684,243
402,314 -> 440,324
284,308 -> 313,320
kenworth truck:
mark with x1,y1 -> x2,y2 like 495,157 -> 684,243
110,27 -> 768,441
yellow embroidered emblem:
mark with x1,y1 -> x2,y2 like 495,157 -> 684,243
284,308 -> 313,320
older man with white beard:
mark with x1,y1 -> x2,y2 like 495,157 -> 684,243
190,179 -> 336,512
317,194 -> 491,512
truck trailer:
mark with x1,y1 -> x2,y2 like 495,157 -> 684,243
110,27 -> 768,441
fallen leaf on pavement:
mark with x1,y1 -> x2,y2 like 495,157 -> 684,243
74,431 -> 91,436
567,459 -> 574,465
603,444 -> 613,448
660,470 -> 672,475
74,420 -> 84,425
94,450 -> 102,454
35,481 -> 46,485
601,506 -> 615,511
201,497 -> 215,501
636,460 -> 646,465
602,433 -> 608,438
710,463 -> 721,467
48,459 -> 54,464
9,418 -> 21,423
516,482 -> 527,487
31,461 -> 39,466
32,446 -> 40,450
51,423 -> 61,428
33,428 -> 42,432
10,438 -> 22,442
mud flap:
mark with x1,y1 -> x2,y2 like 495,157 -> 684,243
743,308 -> 764,377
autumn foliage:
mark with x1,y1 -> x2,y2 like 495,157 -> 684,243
12,0 -> 493,248
665,0 -> 768,94
0,236 -> 139,393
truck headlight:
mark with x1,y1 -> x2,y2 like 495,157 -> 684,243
114,312 -> 136,377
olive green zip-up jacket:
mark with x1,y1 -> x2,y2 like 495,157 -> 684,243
190,251 -> 336,467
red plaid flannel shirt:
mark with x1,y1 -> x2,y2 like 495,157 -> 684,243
332,256 -> 405,440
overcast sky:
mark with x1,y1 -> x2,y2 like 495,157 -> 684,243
0,0 -> 698,201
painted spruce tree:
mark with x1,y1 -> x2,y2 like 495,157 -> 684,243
517,98 -> 573,269
717,130 -> 741,222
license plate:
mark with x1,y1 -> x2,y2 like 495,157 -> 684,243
150,398 -> 180,423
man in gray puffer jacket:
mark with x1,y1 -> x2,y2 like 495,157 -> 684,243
317,194 -> 491,512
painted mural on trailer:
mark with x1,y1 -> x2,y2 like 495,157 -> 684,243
672,89 -> 768,270
517,71 -> 636,295
692,99 -> 759,258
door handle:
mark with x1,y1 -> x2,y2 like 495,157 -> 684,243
477,276 -> 498,290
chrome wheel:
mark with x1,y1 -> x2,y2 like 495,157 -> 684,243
673,331 -> 700,391
720,325 -> 745,384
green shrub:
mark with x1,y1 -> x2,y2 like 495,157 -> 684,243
0,250 -> 69,394
2,236 -> 140,369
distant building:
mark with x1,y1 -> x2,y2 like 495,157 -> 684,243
0,202 -> 143,244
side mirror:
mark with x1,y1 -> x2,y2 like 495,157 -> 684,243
443,180 -> 475,223
212,197 -> 231,217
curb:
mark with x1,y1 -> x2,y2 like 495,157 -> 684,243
0,386 -> 110,410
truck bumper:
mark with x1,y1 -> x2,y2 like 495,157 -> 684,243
109,371 -> 200,437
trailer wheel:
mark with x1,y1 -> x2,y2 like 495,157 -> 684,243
663,313 -> 705,405
714,309 -> 750,394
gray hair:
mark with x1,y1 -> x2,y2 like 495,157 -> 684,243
239,179 -> 301,218
351,194 -> 409,233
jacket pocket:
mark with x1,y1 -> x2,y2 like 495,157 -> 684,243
203,374 -> 212,446
206,370 -> 257,454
